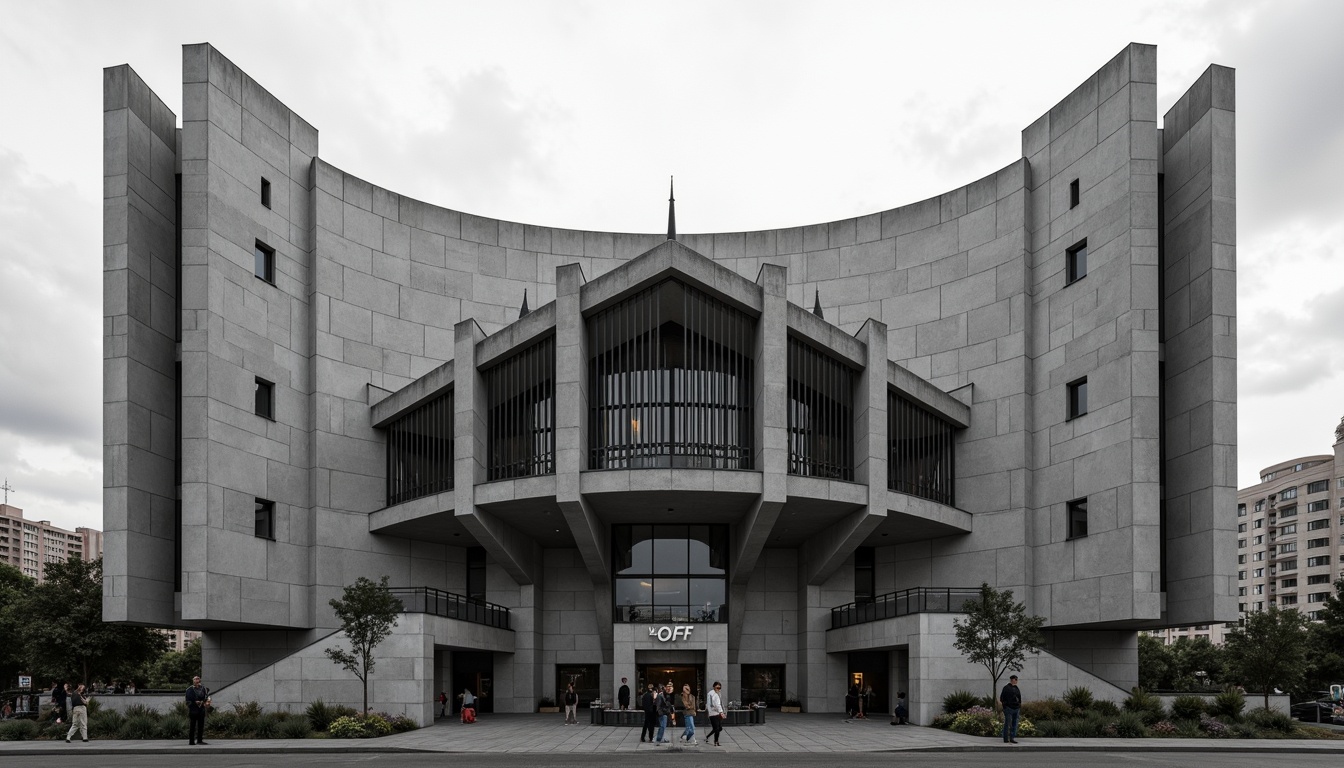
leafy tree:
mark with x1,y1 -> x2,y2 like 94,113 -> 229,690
0,563 -> 35,687
15,558 -> 166,685
146,638 -> 203,688
1303,577 -> 1344,698
1138,633 -> 1174,690
952,583 -> 1046,703
324,575 -> 403,716
1171,636 -> 1227,689
1223,607 -> 1310,710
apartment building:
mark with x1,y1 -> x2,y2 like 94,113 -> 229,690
1238,419 -> 1344,620
0,504 -> 103,581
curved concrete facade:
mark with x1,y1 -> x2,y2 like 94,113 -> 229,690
104,42 -> 1237,724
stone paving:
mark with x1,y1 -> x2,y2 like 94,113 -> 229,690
2,713 -> 1343,755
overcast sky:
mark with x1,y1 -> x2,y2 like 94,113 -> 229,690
0,0 -> 1341,534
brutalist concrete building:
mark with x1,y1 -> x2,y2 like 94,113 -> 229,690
103,42 -> 1237,724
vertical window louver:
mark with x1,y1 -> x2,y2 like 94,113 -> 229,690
787,336 -> 855,480
887,392 -> 956,506
486,335 -> 556,480
588,280 -> 754,469
386,389 -> 455,506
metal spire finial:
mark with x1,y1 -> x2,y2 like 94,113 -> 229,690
0,479 -> 12,505
519,289 -> 530,318
812,289 -> 824,320
667,176 -> 677,241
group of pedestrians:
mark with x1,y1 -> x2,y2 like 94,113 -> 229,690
633,679 -> 726,747
46,681 -> 92,743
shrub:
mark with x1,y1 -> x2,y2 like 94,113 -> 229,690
1209,687 -> 1245,721
1170,695 -> 1207,721
1063,687 -> 1094,711
929,713 -> 957,730
0,720 -> 39,741
328,715 -> 392,739
235,717 -> 260,737
946,705 -> 999,737
1149,720 -> 1177,736
1230,723 -> 1260,739
1123,688 -> 1166,725
232,701 -> 264,718
1113,711 -> 1147,738
1065,716 -> 1102,737
156,714 -> 189,740
307,699 -> 359,732
119,714 -> 158,740
253,716 -> 280,739
363,715 -> 392,737
385,713 -> 417,733
206,710 -> 239,738
90,709 -> 125,739
122,704 -> 158,720
171,701 -> 191,718
1090,699 -> 1120,717
1245,707 -> 1294,734
942,690 -> 979,714
1198,714 -> 1229,738
1022,698 -> 1072,722
279,717 -> 313,739
1033,719 -> 1069,737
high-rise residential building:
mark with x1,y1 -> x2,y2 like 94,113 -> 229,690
103,42 -> 1237,725
1237,418 -> 1344,619
0,504 -> 102,582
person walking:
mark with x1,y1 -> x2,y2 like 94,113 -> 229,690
844,683 -> 859,721
563,683 -> 579,725
437,691 -> 448,719
50,681 -> 66,724
706,680 -> 726,746
654,682 -> 675,743
678,683 -> 699,745
999,674 -> 1022,744
186,675 -> 210,745
64,683 -> 90,743
640,683 -> 658,742
891,691 -> 909,725
461,689 -> 477,722
618,677 -> 631,710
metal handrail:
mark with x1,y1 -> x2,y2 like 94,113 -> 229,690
829,586 -> 981,629
388,587 -> 512,631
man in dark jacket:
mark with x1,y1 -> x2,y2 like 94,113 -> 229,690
999,674 -> 1022,744
618,677 -> 631,710
50,681 -> 66,724
654,682 -> 676,743
640,683 -> 657,742
186,675 -> 211,745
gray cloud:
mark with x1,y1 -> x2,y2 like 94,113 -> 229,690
1240,281 -> 1344,397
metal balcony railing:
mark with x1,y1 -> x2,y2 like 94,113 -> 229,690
388,587 -> 512,631
830,587 -> 981,630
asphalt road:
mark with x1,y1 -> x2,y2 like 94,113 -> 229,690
14,753 -> 1338,768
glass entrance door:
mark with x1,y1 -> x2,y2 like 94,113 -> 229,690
637,664 -> 705,702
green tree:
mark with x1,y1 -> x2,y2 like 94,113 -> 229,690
1138,633 -> 1174,690
0,563 -> 35,687
1303,577 -> 1344,697
324,575 -> 403,716
15,557 -> 166,684
952,583 -> 1046,703
146,637 -> 203,688
1171,636 -> 1227,689
1224,607 -> 1310,710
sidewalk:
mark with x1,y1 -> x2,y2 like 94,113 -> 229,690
1,713 -> 1342,755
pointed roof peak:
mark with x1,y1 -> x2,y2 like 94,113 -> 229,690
812,288 -> 824,319
667,176 -> 677,241
519,288 -> 530,318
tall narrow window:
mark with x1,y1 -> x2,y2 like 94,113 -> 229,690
255,240 -> 275,284
1066,239 -> 1088,284
486,335 -> 556,480
854,547 -> 875,604
1067,498 -> 1088,539
1067,377 -> 1088,420
385,389 -> 454,505
788,336 -> 855,480
887,392 -> 956,506
261,177 -> 272,209
254,377 -> 274,420
467,546 -> 487,603
254,498 -> 275,540
1069,178 -> 1080,209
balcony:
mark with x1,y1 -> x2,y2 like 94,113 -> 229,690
387,587 -> 512,630
830,587 -> 981,629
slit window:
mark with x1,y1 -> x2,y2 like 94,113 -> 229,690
1067,377 -> 1088,420
255,377 -> 274,420
1069,178 -> 1080,209
255,240 -> 275,284
254,498 -> 275,540
261,177 -> 272,209
1066,239 -> 1088,284
1067,498 -> 1088,540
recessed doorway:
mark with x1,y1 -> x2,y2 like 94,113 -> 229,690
637,664 -> 705,700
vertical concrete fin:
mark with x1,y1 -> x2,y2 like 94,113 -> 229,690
103,63 -> 178,626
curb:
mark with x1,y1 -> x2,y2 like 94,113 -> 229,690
0,746 -> 438,756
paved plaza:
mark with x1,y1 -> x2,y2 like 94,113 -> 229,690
2,714 -> 1343,756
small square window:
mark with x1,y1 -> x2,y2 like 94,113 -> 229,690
255,377 -> 274,420
261,177 -> 272,209
1069,178 -> 1080,209
1067,377 -> 1088,420
255,240 -> 275,284
254,498 -> 275,540
1067,497 -> 1088,540
1066,239 -> 1088,284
